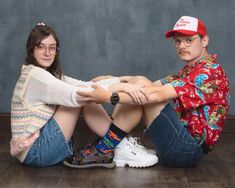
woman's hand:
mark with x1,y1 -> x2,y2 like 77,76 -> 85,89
77,85 -> 111,104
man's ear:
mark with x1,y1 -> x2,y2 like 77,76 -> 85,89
202,35 -> 209,48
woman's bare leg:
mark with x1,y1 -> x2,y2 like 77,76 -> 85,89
83,104 -> 112,137
53,106 -> 82,141
53,103 -> 111,142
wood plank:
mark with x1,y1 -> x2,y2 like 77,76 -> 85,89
0,121 -> 235,188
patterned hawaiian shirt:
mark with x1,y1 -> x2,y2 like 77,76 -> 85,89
161,54 -> 230,146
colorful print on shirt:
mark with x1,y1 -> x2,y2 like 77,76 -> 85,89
161,54 -> 230,146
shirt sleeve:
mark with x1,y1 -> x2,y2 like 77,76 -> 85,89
24,68 -> 91,107
62,75 -> 120,90
24,68 -> 121,107
95,77 -> 121,90
61,75 -> 93,86
160,74 -> 179,85
170,65 -> 225,110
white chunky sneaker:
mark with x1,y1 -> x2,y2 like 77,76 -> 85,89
128,137 -> 157,155
114,136 -> 158,168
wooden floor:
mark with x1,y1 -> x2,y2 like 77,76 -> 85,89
0,119 -> 235,188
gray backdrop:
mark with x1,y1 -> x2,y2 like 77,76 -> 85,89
0,0 -> 234,114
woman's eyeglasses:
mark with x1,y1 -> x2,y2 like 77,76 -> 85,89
35,43 -> 59,55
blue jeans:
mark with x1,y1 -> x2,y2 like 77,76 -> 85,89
145,104 -> 204,168
23,118 -> 73,167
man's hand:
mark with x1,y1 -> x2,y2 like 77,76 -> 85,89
121,83 -> 148,105
139,86 -> 157,102
140,84 -> 177,103
77,85 -> 112,104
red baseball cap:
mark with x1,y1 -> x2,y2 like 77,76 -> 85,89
165,16 -> 207,38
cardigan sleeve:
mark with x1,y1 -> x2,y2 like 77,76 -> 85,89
61,75 -> 93,86
24,68 -> 91,107
24,68 -> 120,107
62,74 -> 120,90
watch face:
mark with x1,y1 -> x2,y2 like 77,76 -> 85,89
111,92 -> 120,105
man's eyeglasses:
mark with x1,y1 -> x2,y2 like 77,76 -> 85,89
172,36 -> 201,47
35,43 -> 59,55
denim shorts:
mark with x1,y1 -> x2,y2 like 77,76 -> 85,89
23,117 -> 74,167
145,104 -> 204,168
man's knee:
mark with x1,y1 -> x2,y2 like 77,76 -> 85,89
130,76 -> 153,86
143,102 -> 168,126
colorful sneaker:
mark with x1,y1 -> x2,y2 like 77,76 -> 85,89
63,144 -> 115,169
114,136 -> 158,168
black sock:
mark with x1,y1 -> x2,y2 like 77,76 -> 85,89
95,123 -> 127,153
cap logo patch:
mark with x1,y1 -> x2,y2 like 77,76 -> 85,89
174,16 -> 198,32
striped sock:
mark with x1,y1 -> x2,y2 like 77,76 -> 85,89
95,123 -> 127,154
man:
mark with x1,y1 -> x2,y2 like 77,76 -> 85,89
64,16 -> 230,168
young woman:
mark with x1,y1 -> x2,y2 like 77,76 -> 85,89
10,23 -> 157,168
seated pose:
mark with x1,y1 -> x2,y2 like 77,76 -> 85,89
65,16 -> 230,168
10,23 -> 158,167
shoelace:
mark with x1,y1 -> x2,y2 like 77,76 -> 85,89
127,136 -> 157,156
128,137 -> 146,150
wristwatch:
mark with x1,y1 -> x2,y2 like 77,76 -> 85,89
110,92 -> 120,105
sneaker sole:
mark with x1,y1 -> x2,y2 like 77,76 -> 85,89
114,158 -> 158,168
63,161 -> 115,169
